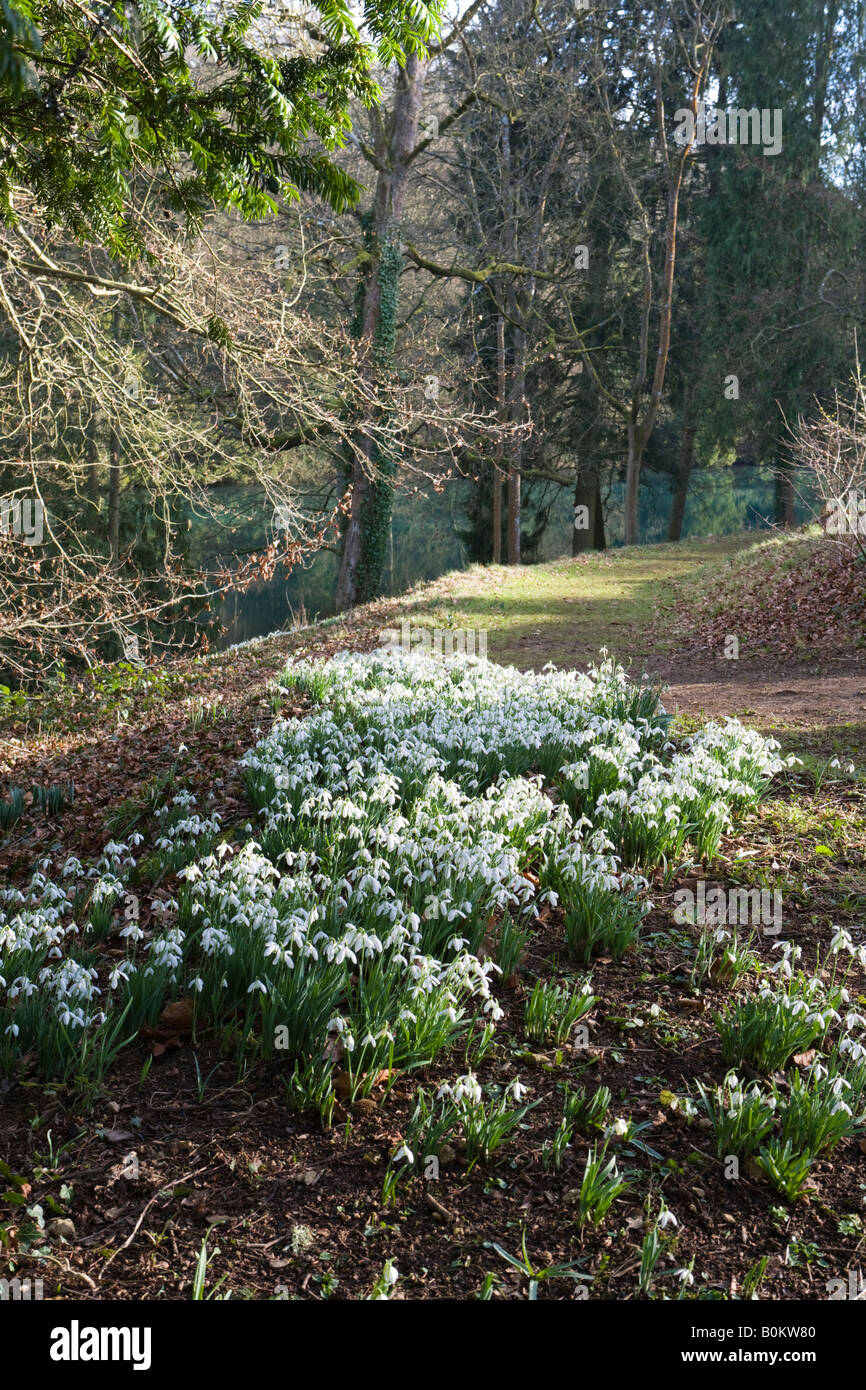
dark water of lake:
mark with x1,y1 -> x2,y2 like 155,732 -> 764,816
196,467 -> 816,649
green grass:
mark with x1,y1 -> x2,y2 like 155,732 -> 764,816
396,535 -> 759,670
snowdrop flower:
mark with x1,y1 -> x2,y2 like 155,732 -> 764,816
830,926 -> 854,955
658,1209 -> 678,1229
509,1079 -> 527,1102
452,1073 -> 483,1106
108,963 -> 135,990
674,1268 -> 694,1286
393,1144 -> 414,1166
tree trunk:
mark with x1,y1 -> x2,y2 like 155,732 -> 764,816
572,412 -> 605,554
573,465 -> 600,554
593,478 -> 606,550
492,312 -> 505,563
668,398 -> 697,542
507,320 -> 525,565
334,437 -> 373,612
625,421 -> 642,546
507,458 -> 520,564
621,99 -> 695,545
774,461 -> 796,527
492,470 -> 503,565
335,55 -> 428,611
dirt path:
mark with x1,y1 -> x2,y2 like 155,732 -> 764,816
653,659 -> 866,725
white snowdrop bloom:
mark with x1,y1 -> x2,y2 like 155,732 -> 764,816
108,963 -> 136,990
453,1073 -> 483,1106
658,1209 -> 678,1229
830,926 -> 854,955
393,1144 -> 414,1165
509,1079 -> 527,1101
674,1268 -> 695,1286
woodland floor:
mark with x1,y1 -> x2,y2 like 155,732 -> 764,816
1,529 -> 865,1301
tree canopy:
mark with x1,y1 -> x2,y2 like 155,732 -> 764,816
0,0 -> 443,254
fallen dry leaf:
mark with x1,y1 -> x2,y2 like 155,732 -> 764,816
158,997 -> 194,1032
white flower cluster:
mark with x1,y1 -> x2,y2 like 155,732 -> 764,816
1,649 -> 794,1078
154,791 -> 221,854
0,856 -> 137,1038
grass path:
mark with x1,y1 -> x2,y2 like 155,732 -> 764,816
397,535 -> 756,670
